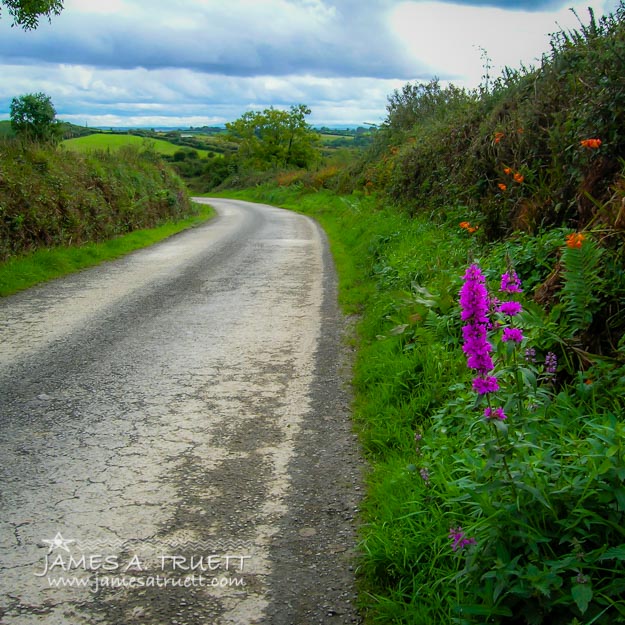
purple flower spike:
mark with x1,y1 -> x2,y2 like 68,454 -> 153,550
460,264 -> 490,324
460,264 -> 496,379
545,351 -> 558,374
449,526 -> 477,552
463,324 -> 494,372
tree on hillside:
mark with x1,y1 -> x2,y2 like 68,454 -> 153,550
10,92 -> 61,143
1,0 -> 63,29
225,104 -> 319,170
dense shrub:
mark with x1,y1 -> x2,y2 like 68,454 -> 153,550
0,140 -> 192,259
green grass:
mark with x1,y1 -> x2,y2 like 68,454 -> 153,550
0,202 -> 214,296
62,133 -> 212,158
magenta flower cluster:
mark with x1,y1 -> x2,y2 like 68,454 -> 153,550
484,406 -> 507,420
498,301 -> 523,317
449,526 -> 477,551
502,327 -> 523,343
472,376 -> 500,394
460,264 -> 497,394
500,271 -> 523,294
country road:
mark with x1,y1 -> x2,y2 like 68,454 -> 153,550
0,198 -> 363,625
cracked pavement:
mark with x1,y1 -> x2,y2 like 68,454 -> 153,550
0,198 -> 363,625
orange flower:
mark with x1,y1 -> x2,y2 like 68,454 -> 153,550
513,172 -> 524,183
566,232 -> 586,248
494,132 -> 504,144
459,221 -> 478,233
517,128 -> 524,134
580,138 -> 602,149
498,183 -> 507,191
503,167 -> 512,175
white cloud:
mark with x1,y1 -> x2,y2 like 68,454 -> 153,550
389,0 -> 617,87
63,0 -> 130,15
0,61 -> 403,126
0,0 -> 621,126
1,0 -> 409,78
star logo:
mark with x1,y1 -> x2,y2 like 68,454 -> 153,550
42,532 -> 75,554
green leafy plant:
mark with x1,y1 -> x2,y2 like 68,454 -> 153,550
1,0 -> 63,30
0,140 -> 192,260
347,3 -> 625,236
559,233 -> 604,336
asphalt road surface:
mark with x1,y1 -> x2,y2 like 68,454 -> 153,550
0,198 -> 363,625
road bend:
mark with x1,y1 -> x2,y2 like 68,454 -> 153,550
0,198 -> 362,625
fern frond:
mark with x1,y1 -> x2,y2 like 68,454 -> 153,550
560,236 -> 603,336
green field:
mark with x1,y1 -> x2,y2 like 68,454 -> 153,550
62,133 -> 211,157
319,133 -> 354,143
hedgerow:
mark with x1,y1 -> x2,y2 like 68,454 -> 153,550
0,140 -> 192,260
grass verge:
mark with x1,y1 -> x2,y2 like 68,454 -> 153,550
0,202 -> 214,297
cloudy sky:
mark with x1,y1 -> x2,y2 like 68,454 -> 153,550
0,0 -> 620,128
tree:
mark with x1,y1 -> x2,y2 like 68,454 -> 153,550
225,104 -> 319,171
10,92 -> 61,143
1,0 -> 63,29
